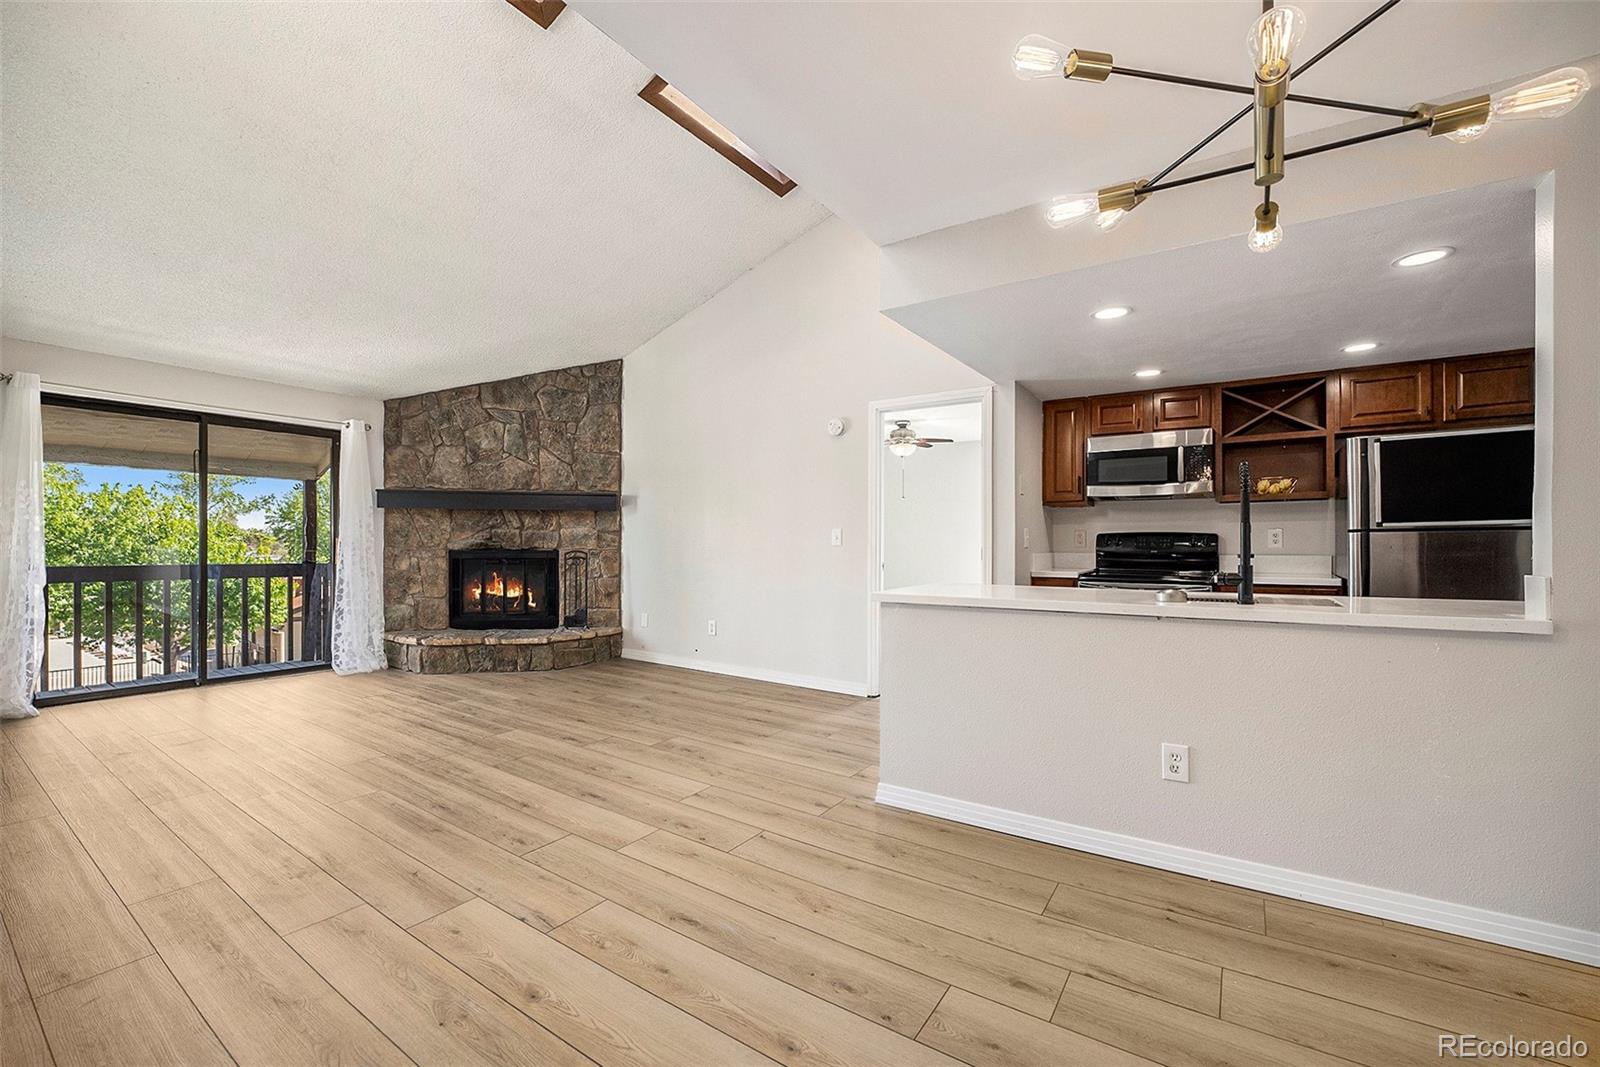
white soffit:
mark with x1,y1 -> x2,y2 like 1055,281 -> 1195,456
575,1 -> 1600,244
0,2 -> 827,398
883,181 -> 1534,400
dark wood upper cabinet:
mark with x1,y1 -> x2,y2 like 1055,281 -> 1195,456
1441,350 -> 1533,423
1150,387 -> 1212,431
1087,393 -> 1150,436
1337,362 -> 1433,431
1042,398 -> 1089,507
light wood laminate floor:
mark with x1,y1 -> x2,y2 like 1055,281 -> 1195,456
3,662 -> 1596,1066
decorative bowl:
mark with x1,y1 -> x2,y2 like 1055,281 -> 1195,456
1253,475 -> 1298,497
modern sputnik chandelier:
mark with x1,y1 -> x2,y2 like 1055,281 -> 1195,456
1014,1 -> 1591,253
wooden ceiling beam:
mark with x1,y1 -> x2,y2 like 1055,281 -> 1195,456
506,0 -> 565,30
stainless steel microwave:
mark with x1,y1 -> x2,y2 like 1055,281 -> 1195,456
1086,428 -> 1214,499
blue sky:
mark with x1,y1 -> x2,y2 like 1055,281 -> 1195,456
70,463 -> 300,530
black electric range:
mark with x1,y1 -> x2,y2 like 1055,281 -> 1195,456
1075,532 -> 1221,591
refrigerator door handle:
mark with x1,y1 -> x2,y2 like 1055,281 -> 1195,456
1368,438 -> 1383,528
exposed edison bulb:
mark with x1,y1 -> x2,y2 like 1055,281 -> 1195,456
1442,122 -> 1489,144
1012,35 -> 1069,80
1094,208 -> 1129,232
1247,201 -> 1282,253
1491,67 -> 1591,122
1045,193 -> 1098,228
1247,6 -> 1307,82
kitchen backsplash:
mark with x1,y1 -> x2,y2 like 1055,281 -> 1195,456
1043,496 -> 1336,559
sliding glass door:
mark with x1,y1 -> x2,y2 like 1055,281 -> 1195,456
38,395 -> 338,703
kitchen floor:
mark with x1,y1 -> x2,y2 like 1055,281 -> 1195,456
3,662 -> 1595,1066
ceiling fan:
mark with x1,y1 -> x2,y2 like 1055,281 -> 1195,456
886,420 -> 953,457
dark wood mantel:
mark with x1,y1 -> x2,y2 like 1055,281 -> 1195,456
375,489 -> 619,511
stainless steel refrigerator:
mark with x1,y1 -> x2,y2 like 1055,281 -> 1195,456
1335,426 -> 1534,600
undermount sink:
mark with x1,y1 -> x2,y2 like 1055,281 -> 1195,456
1179,592 -> 1343,608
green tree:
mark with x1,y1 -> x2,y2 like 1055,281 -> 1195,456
43,463 -> 310,677
262,471 -> 332,564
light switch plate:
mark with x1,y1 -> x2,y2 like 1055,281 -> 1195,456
830,528 -> 843,546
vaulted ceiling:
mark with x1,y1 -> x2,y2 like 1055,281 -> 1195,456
578,1 -> 1600,244
1,2 -> 827,397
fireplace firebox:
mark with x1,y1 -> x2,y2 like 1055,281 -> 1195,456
448,549 -> 560,629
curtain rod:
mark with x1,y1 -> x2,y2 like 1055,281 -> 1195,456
22,377 -> 371,431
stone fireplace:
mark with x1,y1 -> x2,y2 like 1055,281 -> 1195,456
380,360 -> 622,673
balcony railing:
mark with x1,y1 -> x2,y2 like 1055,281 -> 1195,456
41,562 -> 331,694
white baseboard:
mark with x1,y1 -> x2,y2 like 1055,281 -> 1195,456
875,782 -> 1600,966
620,648 -> 869,698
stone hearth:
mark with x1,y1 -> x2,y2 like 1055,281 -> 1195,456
381,360 -> 621,672
384,627 -> 622,674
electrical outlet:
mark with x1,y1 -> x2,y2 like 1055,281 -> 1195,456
639,611 -> 649,629
1072,528 -> 1087,549
706,619 -> 717,637
1161,743 -> 1190,783
830,527 -> 843,547
1267,527 -> 1284,550
1022,527 -> 1031,549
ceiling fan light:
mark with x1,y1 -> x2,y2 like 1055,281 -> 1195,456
1491,66 -> 1591,122
1045,193 -> 1098,228
1247,6 -> 1307,83
886,421 -> 920,457
1012,35 -> 1069,80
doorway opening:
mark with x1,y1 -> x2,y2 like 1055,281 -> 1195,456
867,387 -> 992,696
38,395 -> 339,704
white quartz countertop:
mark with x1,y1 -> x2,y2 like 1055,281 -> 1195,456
875,583 -> 1552,635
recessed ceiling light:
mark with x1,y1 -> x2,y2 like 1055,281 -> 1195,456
1394,247 -> 1453,268
1092,306 -> 1131,320
1134,368 -> 1162,378
1343,341 -> 1379,354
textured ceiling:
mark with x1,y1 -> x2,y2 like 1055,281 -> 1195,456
883,181 -> 1534,400
1,2 -> 828,398
578,1 -> 1600,244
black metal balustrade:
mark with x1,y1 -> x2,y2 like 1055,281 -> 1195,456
40,562 -> 332,694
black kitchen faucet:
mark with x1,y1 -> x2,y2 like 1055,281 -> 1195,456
1237,460 -> 1255,604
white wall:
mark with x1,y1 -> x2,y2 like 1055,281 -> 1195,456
0,339 -> 385,483
882,440 -> 982,590
878,603 -> 1597,953
620,216 -> 987,694
1011,384 -> 1047,582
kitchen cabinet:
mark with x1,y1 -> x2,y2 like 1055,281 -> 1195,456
1441,350 -> 1533,423
1337,362 -> 1433,430
1150,387 -> 1211,431
1217,373 -> 1333,502
1043,351 -> 1533,511
1042,398 -> 1089,507
1088,393 -> 1151,436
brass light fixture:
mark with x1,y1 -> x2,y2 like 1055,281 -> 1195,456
1015,1 -> 1591,253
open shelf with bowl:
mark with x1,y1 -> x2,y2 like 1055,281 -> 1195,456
1216,373 -> 1333,502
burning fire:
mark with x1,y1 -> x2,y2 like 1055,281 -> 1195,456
465,571 -> 533,611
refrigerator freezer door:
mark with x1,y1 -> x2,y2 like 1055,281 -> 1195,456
1370,428 -> 1534,527
1365,528 -> 1532,600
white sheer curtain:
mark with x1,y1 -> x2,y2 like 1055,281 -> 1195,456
1,373 -> 47,718
330,419 -> 386,675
